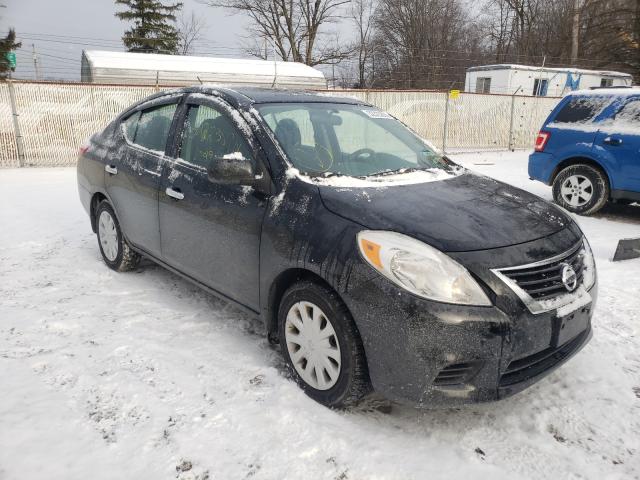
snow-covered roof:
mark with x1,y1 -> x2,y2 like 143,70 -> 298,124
81,50 -> 327,89
467,64 -> 632,78
568,86 -> 640,96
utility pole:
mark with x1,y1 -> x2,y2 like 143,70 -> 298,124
32,43 -> 41,80
571,0 -> 581,65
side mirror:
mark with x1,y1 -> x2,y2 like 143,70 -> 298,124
207,153 -> 256,186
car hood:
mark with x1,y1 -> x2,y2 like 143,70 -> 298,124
317,172 -> 572,252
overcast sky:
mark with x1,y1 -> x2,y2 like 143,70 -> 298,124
1,0 -> 323,81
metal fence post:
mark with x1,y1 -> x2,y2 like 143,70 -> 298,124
7,80 -> 25,167
442,92 -> 449,153
508,94 -> 516,151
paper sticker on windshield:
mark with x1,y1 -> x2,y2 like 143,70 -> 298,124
362,109 -> 393,119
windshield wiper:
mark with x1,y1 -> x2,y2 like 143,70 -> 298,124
369,166 -> 428,177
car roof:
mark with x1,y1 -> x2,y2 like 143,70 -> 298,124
566,86 -> 640,99
148,85 -> 367,109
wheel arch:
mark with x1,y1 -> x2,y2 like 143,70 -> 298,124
551,156 -> 612,192
89,191 -> 109,233
265,268 -> 346,343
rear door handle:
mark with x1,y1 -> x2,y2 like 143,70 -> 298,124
105,165 -> 118,175
165,186 -> 184,200
604,136 -> 623,146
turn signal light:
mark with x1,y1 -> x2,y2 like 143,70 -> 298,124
360,238 -> 383,268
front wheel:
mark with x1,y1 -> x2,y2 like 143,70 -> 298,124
278,281 -> 371,408
96,201 -> 141,272
552,164 -> 609,215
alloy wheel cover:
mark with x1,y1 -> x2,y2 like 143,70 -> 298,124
284,301 -> 342,390
98,210 -> 119,261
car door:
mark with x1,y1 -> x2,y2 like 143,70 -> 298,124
159,96 -> 269,310
105,98 -> 181,257
593,97 -> 640,192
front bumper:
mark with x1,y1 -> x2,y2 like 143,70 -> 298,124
342,227 -> 596,407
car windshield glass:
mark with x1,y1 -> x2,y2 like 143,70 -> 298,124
256,103 -> 451,177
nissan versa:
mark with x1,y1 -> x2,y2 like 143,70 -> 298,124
77,87 -> 597,408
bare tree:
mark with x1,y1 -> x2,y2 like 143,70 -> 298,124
350,0 -> 375,87
373,0 -> 474,89
178,10 -> 207,55
202,0 -> 351,66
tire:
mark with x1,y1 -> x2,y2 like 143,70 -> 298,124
278,280 -> 371,408
95,200 -> 141,272
552,164 -> 609,215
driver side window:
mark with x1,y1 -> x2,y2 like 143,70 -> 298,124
179,104 -> 253,168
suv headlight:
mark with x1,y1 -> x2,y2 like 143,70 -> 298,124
357,230 -> 491,306
582,236 -> 596,290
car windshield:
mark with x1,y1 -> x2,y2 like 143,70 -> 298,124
256,103 -> 452,177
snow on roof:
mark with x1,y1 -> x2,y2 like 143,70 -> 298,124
467,64 -> 632,78
82,50 -> 325,80
568,86 -> 640,96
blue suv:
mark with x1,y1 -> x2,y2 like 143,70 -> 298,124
529,87 -> 640,215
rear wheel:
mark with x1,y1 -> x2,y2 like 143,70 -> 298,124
552,164 -> 609,215
278,281 -> 371,408
96,201 -> 141,272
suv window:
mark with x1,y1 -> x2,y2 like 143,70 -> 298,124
553,96 -> 609,124
615,99 -> 640,125
130,103 -> 177,153
179,104 -> 253,168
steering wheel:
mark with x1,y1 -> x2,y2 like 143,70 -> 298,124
350,148 -> 376,162
341,148 -> 376,176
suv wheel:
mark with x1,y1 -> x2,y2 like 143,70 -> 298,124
278,281 -> 371,408
552,164 -> 609,215
96,201 -> 141,271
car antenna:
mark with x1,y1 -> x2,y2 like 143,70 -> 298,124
197,76 -> 204,85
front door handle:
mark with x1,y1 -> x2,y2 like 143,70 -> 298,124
105,165 -> 118,175
604,136 -> 623,146
165,187 -> 184,200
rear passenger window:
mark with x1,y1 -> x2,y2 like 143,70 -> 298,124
553,97 -> 608,124
616,100 -> 640,125
131,103 -> 178,153
179,104 -> 253,168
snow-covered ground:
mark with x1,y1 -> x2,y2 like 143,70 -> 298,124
1,151 -> 639,480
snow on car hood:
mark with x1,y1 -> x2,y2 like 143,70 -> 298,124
316,171 -> 572,252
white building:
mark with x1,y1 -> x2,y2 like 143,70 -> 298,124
465,64 -> 633,97
80,50 -> 327,89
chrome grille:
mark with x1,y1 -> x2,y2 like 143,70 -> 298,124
497,242 -> 584,300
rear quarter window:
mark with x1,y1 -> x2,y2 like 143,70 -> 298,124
552,96 -> 609,124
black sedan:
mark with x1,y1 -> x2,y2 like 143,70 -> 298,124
77,86 -> 597,408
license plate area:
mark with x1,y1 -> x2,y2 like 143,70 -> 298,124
553,305 -> 591,347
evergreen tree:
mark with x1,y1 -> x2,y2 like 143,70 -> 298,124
0,29 -> 21,80
115,0 -> 183,54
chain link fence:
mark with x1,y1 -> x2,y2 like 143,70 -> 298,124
0,81 -> 561,168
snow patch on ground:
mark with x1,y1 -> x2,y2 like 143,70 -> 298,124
1,152 -> 639,479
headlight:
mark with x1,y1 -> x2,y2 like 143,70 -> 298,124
357,230 -> 491,306
582,236 -> 596,290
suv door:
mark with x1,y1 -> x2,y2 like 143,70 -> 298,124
106,98 -> 180,256
159,96 -> 269,310
593,97 -> 640,192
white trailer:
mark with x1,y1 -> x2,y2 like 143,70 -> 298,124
465,64 -> 633,97
80,50 -> 327,89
